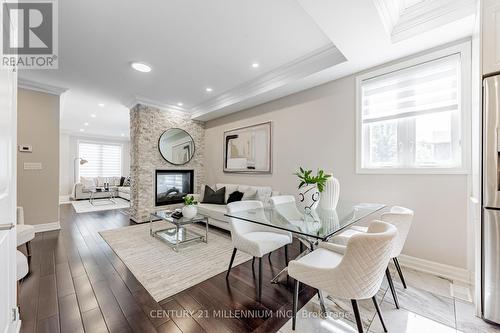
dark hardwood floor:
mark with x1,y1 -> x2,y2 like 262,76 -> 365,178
18,204 -> 315,333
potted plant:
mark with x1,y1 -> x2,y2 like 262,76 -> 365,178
182,195 -> 198,219
294,167 -> 331,212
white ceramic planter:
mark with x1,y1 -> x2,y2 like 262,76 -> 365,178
182,205 -> 197,219
297,184 -> 320,213
319,176 -> 340,210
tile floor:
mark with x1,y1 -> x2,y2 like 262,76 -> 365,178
278,265 -> 500,333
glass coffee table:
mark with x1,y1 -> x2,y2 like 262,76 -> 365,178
149,209 -> 208,252
84,187 -> 118,206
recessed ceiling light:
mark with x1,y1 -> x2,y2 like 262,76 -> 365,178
177,102 -> 183,107
205,87 -> 213,92
79,128 -> 85,132
84,122 -> 89,126
252,62 -> 260,68
131,62 -> 152,73
90,114 -> 96,118
98,103 -> 105,107
121,133 -> 125,137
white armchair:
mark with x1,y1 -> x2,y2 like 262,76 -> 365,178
330,206 -> 414,308
288,220 -> 397,333
16,207 -> 35,269
226,200 -> 292,302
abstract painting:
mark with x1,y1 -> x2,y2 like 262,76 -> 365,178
223,122 -> 272,173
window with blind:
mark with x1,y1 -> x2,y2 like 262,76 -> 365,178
78,142 -> 122,178
357,48 -> 468,172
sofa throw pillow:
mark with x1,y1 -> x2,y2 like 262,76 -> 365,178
123,177 -> 131,187
81,177 -> 96,189
227,191 -> 244,204
120,176 -> 125,186
202,185 -> 225,205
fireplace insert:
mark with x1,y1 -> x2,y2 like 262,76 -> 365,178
155,169 -> 194,206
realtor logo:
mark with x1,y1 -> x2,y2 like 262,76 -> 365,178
1,0 -> 58,69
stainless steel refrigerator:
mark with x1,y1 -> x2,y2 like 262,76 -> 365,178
482,74 -> 500,325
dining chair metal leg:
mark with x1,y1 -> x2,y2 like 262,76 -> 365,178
351,299 -> 363,333
372,295 -> 387,332
393,257 -> 407,289
284,244 -> 289,266
386,267 -> 400,309
26,241 -> 32,269
300,242 -> 304,253
268,251 -> 272,264
226,248 -> 237,279
258,257 -> 263,302
317,289 -> 327,317
252,256 -> 255,266
292,279 -> 299,331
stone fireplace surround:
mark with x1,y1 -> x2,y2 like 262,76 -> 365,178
129,104 -> 206,223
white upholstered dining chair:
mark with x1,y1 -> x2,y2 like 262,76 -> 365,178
226,200 -> 292,302
330,206 -> 414,308
17,207 -> 35,269
289,220 -> 397,333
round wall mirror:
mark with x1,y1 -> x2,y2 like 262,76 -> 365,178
158,128 -> 195,165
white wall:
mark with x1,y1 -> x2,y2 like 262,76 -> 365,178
204,73 -> 469,270
59,133 -> 130,196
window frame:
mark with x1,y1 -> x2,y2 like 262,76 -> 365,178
355,41 -> 471,175
77,139 -> 124,179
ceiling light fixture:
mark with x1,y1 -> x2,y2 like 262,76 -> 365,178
90,114 -> 96,118
98,103 -> 105,107
84,122 -> 89,126
205,87 -> 213,92
252,62 -> 260,68
177,102 -> 183,107
79,128 -> 85,132
121,133 -> 125,137
131,62 -> 152,73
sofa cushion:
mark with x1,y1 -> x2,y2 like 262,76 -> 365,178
237,185 -> 257,200
197,203 -> 230,223
202,185 -> 225,205
227,190 -> 244,204
81,177 -> 96,188
118,186 -> 130,194
216,183 -> 238,203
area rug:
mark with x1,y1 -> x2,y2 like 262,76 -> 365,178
99,221 -> 252,301
71,198 -> 130,213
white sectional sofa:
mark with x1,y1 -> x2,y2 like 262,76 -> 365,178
71,176 -> 130,200
192,183 -> 279,231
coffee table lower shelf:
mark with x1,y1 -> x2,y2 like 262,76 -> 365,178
150,220 -> 208,252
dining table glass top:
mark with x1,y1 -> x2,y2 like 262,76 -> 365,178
224,201 -> 386,240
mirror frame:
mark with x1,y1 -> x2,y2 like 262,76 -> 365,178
158,128 -> 196,165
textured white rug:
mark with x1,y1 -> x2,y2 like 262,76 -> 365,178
100,221 -> 252,301
71,198 -> 130,213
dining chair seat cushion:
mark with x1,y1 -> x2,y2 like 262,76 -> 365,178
16,250 -> 29,280
293,248 -> 343,270
16,224 -> 35,247
237,231 -> 292,258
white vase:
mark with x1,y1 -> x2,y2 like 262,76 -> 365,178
182,205 -> 197,219
297,184 -> 320,213
319,176 -> 340,210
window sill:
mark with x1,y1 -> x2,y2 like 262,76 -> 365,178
356,167 -> 470,175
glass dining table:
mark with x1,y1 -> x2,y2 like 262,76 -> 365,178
225,201 -> 386,283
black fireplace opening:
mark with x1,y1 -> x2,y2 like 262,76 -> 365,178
155,169 -> 194,206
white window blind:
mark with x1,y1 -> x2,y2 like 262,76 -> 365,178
359,53 -> 462,170
79,142 -> 122,178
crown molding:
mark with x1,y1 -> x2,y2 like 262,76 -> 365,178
374,0 -> 476,43
125,96 -> 187,114
18,78 -> 67,95
190,43 -> 346,120
60,129 -> 130,141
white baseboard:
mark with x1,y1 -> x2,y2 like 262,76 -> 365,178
59,195 -> 71,204
398,254 -> 473,285
33,221 -> 61,233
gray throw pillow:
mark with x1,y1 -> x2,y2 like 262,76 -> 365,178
201,185 -> 225,205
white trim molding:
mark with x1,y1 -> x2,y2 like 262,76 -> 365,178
59,195 -> 71,204
33,221 -> 61,233
18,78 -> 67,95
373,0 -> 476,42
190,43 -> 346,121
398,254 -> 473,285
126,96 -> 187,114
